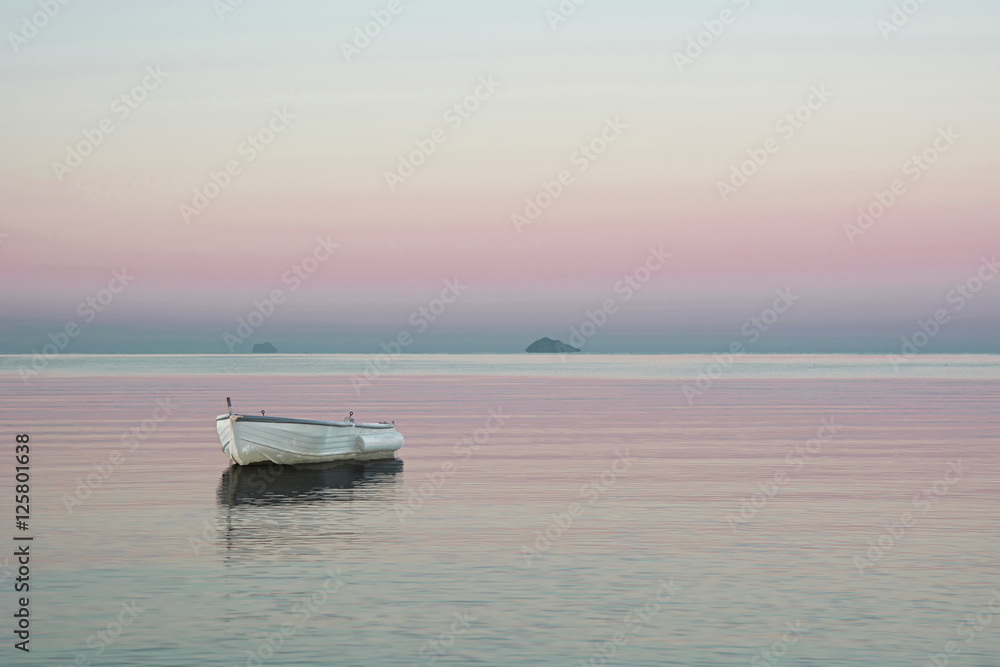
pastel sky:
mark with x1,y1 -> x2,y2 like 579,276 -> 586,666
1,0 -> 998,353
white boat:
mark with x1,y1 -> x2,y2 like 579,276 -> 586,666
217,398 -> 403,466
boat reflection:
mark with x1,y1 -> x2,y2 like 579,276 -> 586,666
214,459 -> 405,562
217,458 -> 404,507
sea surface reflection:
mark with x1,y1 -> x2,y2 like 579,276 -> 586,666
1,358 -> 998,665
213,459 -> 404,562
217,458 -> 404,507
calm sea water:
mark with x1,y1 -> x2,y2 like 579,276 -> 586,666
0,354 -> 997,666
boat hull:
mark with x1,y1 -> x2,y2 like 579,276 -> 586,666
217,415 -> 403,466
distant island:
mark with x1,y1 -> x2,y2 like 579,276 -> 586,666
525,337 -> 581,354
252,342 -> 278,353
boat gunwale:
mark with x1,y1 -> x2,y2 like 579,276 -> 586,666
216,414 -> 396,430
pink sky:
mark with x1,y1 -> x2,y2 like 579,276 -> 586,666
1,1 -> 998,352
